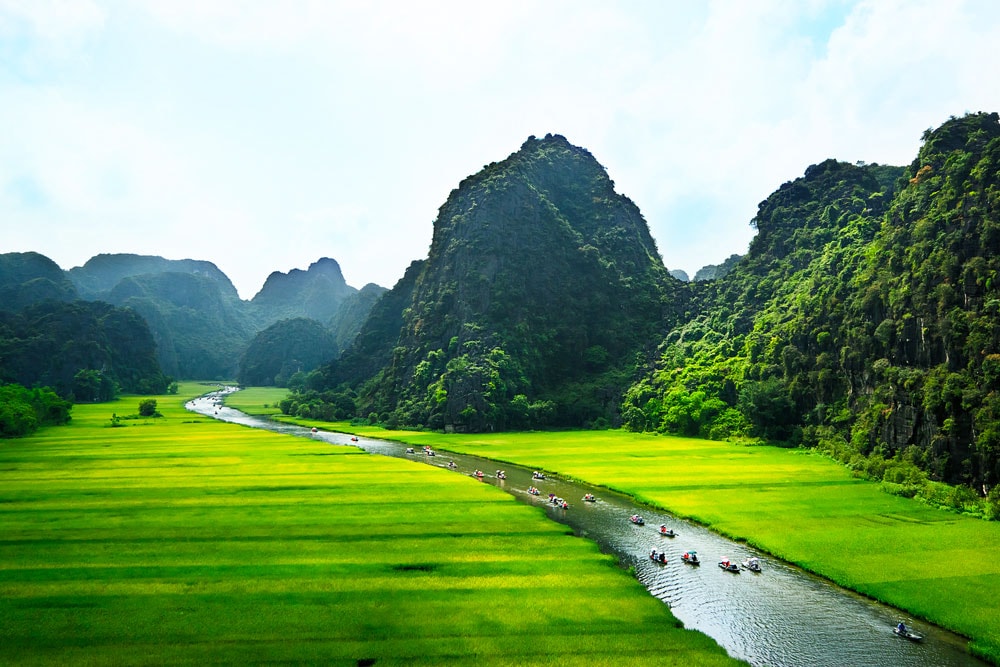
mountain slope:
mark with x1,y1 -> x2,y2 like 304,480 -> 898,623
625,112 -> 1000,490
251,257 -> 357,325
321,134 -> 682,430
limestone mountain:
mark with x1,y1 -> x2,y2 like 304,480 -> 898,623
251,257 -> 357,326
0,251 -> 78,311
625,112 -> 1000,489
237,317 -> 338,387
318,134 -> 682,430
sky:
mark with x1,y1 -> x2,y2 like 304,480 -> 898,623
3,1 -> 1000,299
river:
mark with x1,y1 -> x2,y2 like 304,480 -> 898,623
188,391 -> 986,667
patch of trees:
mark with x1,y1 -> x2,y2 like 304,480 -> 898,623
0,300 -> 170,400
0,383 -> 72,437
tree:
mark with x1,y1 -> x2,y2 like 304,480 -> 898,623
138,398 -> 157,417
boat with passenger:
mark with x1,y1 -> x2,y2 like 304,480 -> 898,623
658,524 -> 677,537
629,514 -> 645,526
719,558 -> 740,573
894,623 -> 923,642
681,550 -> 700,565
742,557 -> 762,572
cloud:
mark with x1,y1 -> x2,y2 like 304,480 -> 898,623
3,1 -> 1000,294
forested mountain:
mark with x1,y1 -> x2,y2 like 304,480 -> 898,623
68,254 -> 238,300
0,300 -> 169,398
0,252 -> 78,310
693,254 -> 743,281
251,257 -> 357,324
61,253 -> 382,380
237,317 -> 338,387
312,134 -> 682,430
624,112 -> 1000,490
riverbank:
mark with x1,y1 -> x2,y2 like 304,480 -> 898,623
273,416 -> 1000,664
0,386 -> 739,666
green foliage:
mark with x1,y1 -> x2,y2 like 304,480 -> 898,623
0,382 -> 71,437
0,300 -> 169,399
624,111 -> 1000,496
137,398 -> 158,417
316,135 -> 683,431
237,317 -> 338,387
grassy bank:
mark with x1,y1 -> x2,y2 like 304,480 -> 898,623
0,387 -> 738,666
286,422 -> 1000,662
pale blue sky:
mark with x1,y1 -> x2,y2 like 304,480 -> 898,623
3,0 -> 1000,297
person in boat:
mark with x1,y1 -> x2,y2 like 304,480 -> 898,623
897,622 -> 906,634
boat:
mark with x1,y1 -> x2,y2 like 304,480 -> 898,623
532,471 -> 546,480
719,558 -> 740,573
405,448 -> 415,454
629,515 -> 645,526
447,460 -> 457,469
649,549 -> 667,564
894,625 -> 923,642
310,427 -> 318,433
583,493 -> 596,502
681,550 -> 700,565
425,449 -> 436,456
527,486 -> 540,495
742,557 -> 761,572
496,470 -> 506,479
350,436 -> 359,442
658,525 -> 677,537
474,470 -> 484,478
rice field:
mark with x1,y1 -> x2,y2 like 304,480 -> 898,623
0,387 -> 738,666
298,425 -> 1000,662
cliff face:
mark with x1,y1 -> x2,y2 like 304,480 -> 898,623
625,112 -> 1000,488
326,134 -> 683,430
251,257 -> 357,325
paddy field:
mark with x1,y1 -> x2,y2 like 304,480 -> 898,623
0,384 -> 737,666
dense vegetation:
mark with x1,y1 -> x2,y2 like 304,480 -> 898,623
237,317 -> 337,386
311,134 -> 682,431
0,382 -> 71,437
624,112 -> 1000,493
0,300 -> 170,399
0,252 -> 383,384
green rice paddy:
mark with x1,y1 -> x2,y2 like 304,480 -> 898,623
0,386 -> 738,666
299,424 -> 1000,662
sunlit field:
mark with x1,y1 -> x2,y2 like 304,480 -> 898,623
0,387 -> 738,666
224,386 -> 288,415
294,423 -> 1000,662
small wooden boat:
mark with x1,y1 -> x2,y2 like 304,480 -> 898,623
532,471 -> 546,480
583,493 -> 596,502
629,515 -> 645,526
681,550 -> 700,565
405,448 -> 415,454
719,558 -> 740,573
894,626 -> 923,642
742,557 -> 761,572
310,427 -> 318,433
527,486 -> 540,495
658,525 -> 677,537
649,550 -> 667,564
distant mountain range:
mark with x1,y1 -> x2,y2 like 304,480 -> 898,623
0,251 -> 385,384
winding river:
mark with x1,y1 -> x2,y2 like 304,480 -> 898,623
188,391 -> 986,667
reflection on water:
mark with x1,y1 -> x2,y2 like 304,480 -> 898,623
188,392 -> 985,667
